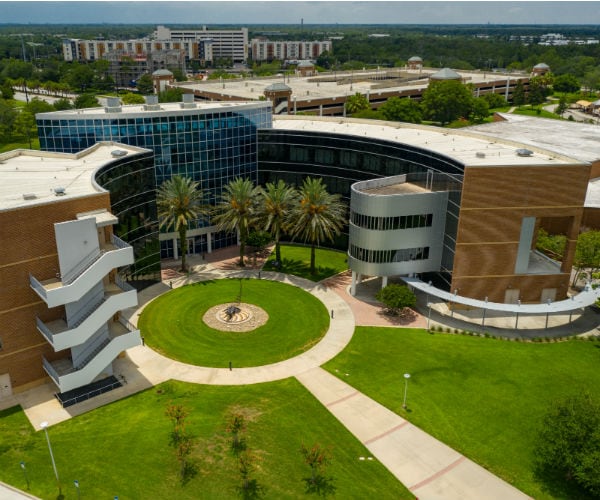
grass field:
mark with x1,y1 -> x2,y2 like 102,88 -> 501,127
323,327 -> 600,499
0,379 -> 413,499
138,278 -> 330,367
264,244 -> 348,281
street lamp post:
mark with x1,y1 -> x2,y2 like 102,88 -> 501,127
20,462 -> 29,490
40,421 -> 60,493
74,480 -> 80,500
402,373 -> 411,409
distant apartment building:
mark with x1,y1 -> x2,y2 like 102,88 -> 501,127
250,38 -> 332,62
154,25 -> 248,63
103,50 -> 186,87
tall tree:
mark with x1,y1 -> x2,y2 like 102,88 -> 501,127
290,177 -> 346,274
379,96 -> 422,123
136,73 -> 154,94
257,179 -> 297,263
420,80 -> 474,126
213,177 -> 261,267
345,92 -> 369,114
157,175 -> 208,272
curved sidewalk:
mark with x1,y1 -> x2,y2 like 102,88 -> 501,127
124,267 -> 356,385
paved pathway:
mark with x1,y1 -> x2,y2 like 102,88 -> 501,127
297,367 -> 530,500
9,249 -> 532,499
0,481 -> 39,500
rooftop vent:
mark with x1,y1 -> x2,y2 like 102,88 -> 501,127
476,152 -> 486,158
111,150 -> 127,158
143,94 -> 161,111
23,193 -> 37,200
54,187 -> 66,196
516,148 -> 534,157
104,96 -> 122,113
180,93 -> 197,109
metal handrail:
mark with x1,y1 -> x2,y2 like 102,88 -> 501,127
42,357 -> 60,385
115,275 -> 135,292
111,234 -> 130,250
29,274 -> 48,300
118,316 -> 138,332
36,317 -> 55,345
73,337 -> 111,372
62,248 -> 103,285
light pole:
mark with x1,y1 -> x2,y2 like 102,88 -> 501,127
20,461 -> 29,490
402,373 -> 411,409
40,421 -> 60,493
74,480 -> 80,500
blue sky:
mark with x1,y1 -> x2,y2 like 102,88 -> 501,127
2,1 -> 600,25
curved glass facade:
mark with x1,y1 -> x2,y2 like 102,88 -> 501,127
94,151 -> 161,289
257,129 -> 464,289
37,103 -> 272,259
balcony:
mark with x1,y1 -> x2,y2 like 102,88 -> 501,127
30,235 -> 134,308
42,318 -> 141,394
35,279 -> 138,351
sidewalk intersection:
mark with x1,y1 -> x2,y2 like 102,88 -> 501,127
6,249 -> 531,499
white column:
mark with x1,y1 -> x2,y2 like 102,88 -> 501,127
357,273 -> 363,284
351,271 -> 357,296
173,237 -> 178,259
207,232 -> 212,253
381,276 -> 388,288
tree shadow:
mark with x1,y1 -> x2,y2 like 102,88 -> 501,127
303,475 -> 336,497
236,479 -> 265,499
532,461 -> 591,499
231,437 -> 247,455
180,460 -> 199,486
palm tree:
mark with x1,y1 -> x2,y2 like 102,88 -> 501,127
213,177 -> 262,267
157,175 -> 208,272
290,177 -> 346,274
257,179 -> 298,263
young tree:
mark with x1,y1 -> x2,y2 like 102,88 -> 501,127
157,175 -> 208,272
376,284 -> 417,316
300,443 -> 335,494
470,97 -> 490,122
534,392 -> 600,497
420,80 -> 474,126
345,92 -> 369,114
136,73 -> 154,95
165,404 -> 196,483
257,179 -> 297,263
226,412 -> 247,453
213,177 -> 262,267
290,177 -> 346,275
572,230 -> 600,286
555,95 -> 568,117
159,87 -> 184,103
379,96 -> 422,123
512,80 -> 526,107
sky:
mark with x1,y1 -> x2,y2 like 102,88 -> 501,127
2,1 -> 600,25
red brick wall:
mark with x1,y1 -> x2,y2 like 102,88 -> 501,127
0,194 -> 111,390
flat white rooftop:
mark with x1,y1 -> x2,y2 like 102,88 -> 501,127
176,67 -> 525,103
36,100 -> 269,119
0,143 -> 150,212
273,116 -> 585,168
586,177 -> 600,208
470,113 -> 600,164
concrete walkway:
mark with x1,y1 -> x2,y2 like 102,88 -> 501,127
7,249 -> 533,499
297,367 -> 530,500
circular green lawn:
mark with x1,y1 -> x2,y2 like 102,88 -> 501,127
138,278 -> 330,368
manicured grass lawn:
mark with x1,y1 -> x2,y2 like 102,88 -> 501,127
139,278 -> 329,367
0,379 -> 413,499
264,244 -> 348,281
323,327 -> 600,499
512,106 -> 561,119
